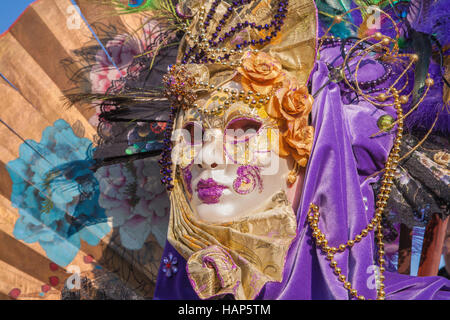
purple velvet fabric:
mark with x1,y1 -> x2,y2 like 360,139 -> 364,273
153,61 -> 450,300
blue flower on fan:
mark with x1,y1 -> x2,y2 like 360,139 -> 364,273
7,119 -> 111,267
162,252 -> 178,277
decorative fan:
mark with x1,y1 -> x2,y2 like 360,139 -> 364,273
0,0 -> 176,299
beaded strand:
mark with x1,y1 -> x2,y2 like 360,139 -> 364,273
192,82 -> 272,115
307,89 -> 404,300
181,0 -> 289,64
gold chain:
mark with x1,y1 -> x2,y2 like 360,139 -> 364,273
307,88 -> 404,300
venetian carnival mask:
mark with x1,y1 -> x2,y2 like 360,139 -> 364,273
157,0 -> 317,299
172,78 -> 292,222
168,47 -> 315,222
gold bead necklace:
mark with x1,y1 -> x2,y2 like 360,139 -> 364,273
307,88 -> 404,300
191,82 -> 272,115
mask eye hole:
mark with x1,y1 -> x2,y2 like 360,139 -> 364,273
225,117 -> 262,143
182,122 -> 203,145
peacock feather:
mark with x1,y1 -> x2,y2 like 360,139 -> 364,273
110,0 -> 160,15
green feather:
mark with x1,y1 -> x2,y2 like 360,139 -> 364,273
110,0 -> 160,15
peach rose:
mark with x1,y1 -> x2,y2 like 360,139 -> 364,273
282,118 -> 314,167
237,51 -> 285,95
267,75 -> 313,120
266,75 -> 314,167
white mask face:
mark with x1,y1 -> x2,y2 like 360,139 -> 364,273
172,81 -> 293,223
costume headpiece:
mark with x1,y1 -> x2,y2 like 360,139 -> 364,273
158,0 -> 317,190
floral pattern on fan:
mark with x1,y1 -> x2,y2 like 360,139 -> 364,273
7,120 -> 111,267
95,157 -> 170,250
89,19 -> 176,125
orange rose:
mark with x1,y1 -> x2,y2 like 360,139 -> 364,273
237,51 -> 285,95
266,76 -> 313,120
265,75 -> 314,167
281,84 -> 313,120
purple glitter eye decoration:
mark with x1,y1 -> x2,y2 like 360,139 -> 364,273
182,165 -> 193,195
233,165 -> 263,195
196,178 -> 228,204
